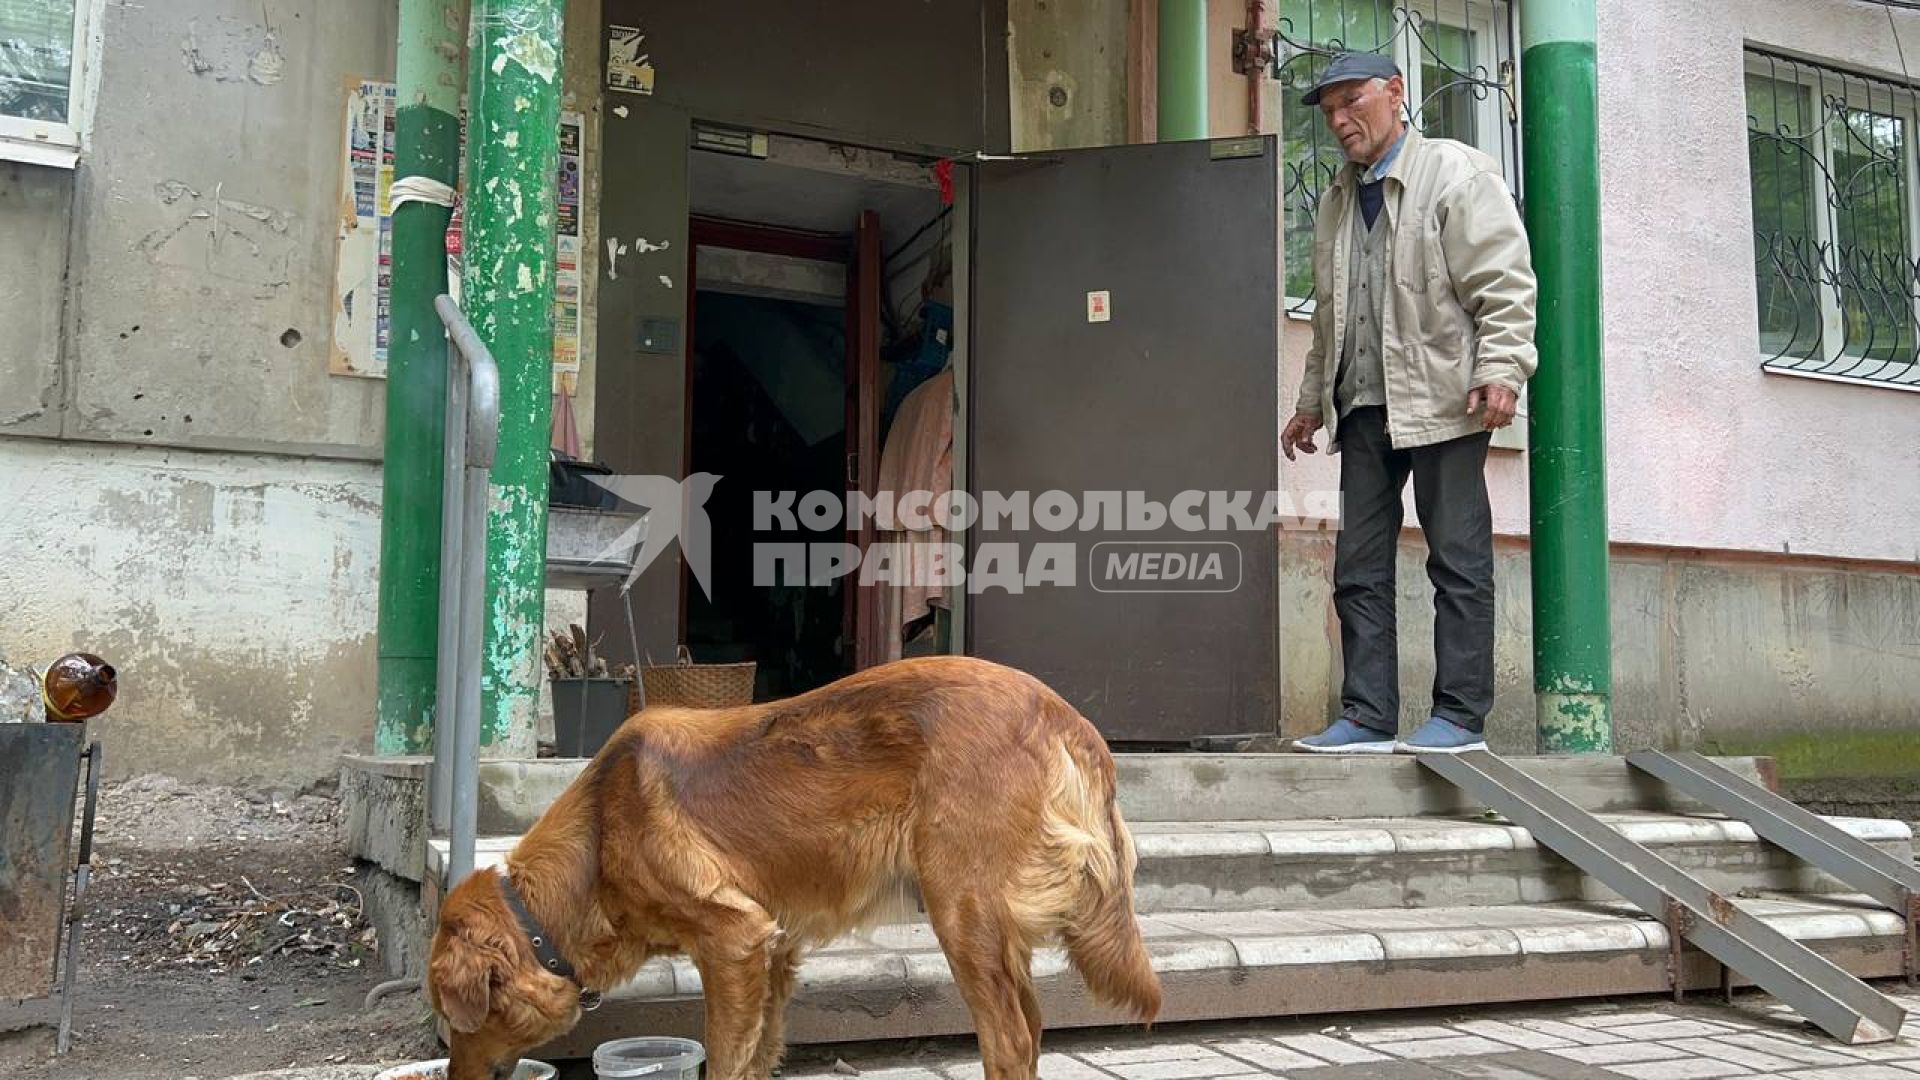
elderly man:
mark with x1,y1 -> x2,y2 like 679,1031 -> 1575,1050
1283,52 -> 1537,754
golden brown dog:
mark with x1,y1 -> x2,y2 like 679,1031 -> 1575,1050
427,655 -> 1162,1080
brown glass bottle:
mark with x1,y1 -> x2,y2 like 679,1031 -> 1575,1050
43,653 -> 117,722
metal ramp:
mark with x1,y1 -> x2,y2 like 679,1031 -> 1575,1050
1628,750 -> 1920,988
1418,751 -> 1907,1045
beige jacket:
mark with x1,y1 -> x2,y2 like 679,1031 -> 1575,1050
1295,128 -> 1538,450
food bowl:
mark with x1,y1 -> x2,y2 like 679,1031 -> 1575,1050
373,1060 -> 557,1080
593,1036 -> 706,1080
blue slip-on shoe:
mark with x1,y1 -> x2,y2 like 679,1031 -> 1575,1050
1292,715 -> 1396,754
1394,716 -> 1489,754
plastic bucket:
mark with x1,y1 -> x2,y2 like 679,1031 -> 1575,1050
593,1036 -> 706,1080
373,1060 -> 557,1080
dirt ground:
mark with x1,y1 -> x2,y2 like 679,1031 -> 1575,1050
1,775 -> 442,1079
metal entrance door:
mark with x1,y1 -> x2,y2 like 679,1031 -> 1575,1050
966,138 -> 1280,743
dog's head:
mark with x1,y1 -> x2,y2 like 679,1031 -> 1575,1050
427,868 -> 582,1080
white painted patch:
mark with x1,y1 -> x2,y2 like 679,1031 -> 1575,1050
634,238 -> 670,254
518,265 -> 533,290
499,31 -> 559,83
606,239 -> 620,279
504,130 -> 519,149
0,439 -> 382,784
248,36 -> 284,85
613,105 -> 630,118
658,274 -> 673,289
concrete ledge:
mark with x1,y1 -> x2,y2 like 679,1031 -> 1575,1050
340,757 -> 428,880
533,895 -> 1909,1057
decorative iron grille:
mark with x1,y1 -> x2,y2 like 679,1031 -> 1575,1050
1746,47 -> 1920,388
1271,0 -> 1521,311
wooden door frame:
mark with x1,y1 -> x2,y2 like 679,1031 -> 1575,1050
679,215 -> 882,672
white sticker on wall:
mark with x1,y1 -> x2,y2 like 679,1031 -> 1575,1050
1087,290 -> 1111,323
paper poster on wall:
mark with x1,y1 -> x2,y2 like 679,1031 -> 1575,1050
332,80 -> 585,393
606,25 -> 654,95
329,80 -> 397,377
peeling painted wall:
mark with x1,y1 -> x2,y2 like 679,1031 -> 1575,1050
0,438 -> 381,784
0,0 -> 611,785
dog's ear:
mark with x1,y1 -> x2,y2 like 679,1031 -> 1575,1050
430,923 -> 504,1033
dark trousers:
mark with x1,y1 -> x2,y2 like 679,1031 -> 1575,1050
1333,406 -> 1495,735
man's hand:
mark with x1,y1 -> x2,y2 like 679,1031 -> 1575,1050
1282,411 -> 1323,461
1467,385 -> 1518,430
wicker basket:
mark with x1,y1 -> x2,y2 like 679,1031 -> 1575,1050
640,646 -> 756,709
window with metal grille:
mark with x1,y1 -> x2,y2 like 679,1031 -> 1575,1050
1746,47 -> 1920,389
1275,0 -> 1522,311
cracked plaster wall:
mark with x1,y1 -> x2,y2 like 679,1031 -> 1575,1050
0,0 -> 601,784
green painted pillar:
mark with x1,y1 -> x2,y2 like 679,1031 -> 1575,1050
1521,0 -> 1611,753
375,0 -> 469,755
466,0 -> 564,756
1156,0 -> 1208,141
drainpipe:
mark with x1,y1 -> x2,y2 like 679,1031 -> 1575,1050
467,0 -> 565,757
1521,0 -> 1612,753
375,0 -> 469,755
1246,0 -> 1267,135
1157,0 -> 1208,140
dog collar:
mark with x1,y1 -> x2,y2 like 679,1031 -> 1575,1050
498,871 -> 602,1011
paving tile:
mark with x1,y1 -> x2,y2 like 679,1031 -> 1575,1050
1766,1060 -> 1920,1068
1545,1043 -> 1688,1067
1370,1036 -> 1514,1060
1833,1041 -> 1920,1062
1452,1020 -> 1578,1050
1080,1046 -> 1228,1068
1349,1026 -> 1464,1045
845,1069 -> 946,1080
1710,1032 -> 1854,1066
1270,1033 -> 1391,1065
1104,1057 -> 1258,1080
1606,1059 -> 1750,1079
1660,1038 -> 1798,1072
1512,1020 -> 1627,1046
1570,1011 -> 1697,1029
1429,1049 -> 1641,1080
1206,1039 -> 1325,1072
1040,1055 -> 1114,1080
1596,1021 -> 1734,1042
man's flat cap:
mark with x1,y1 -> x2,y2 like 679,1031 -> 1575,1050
1300,51 -> 1403,106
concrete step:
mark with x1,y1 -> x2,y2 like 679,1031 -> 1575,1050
426,812 -> 1912,914
347,754 -> 1785,859
532,894 -> 1911,1057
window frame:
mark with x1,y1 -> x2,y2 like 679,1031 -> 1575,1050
0,0 -> 100,168
1279,0 -> 1519,312
1743,48 -> 1920,391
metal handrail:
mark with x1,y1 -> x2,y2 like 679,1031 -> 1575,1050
430,294 -> 499,886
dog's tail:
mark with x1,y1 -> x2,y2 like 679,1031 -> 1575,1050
1060,754 -> 1163,1024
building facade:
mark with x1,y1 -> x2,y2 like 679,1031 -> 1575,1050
1,0 -> 1914,810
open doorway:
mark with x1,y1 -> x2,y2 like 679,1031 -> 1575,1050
681,133 -> 955,698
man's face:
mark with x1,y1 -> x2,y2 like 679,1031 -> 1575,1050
1317,75 -> 1406,164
